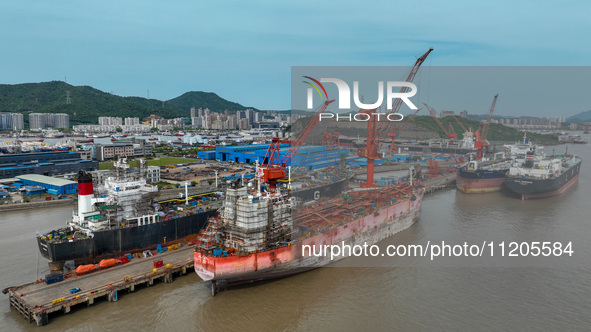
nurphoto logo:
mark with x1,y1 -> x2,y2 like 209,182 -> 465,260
303,76 -> 418,111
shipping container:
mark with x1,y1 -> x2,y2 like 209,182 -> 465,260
45,273 -> 64,285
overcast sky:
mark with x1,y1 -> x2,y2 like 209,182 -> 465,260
1,1 -> 590,115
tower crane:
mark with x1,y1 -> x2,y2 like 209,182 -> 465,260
358,48 -> 433,188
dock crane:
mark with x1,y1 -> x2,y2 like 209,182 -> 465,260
357,48 -> 433,188
387,108 -> 421,153
474,94 -> 499,160
451,114 -> 468,132
423,103 -> 457,139
260,99 -> 335,189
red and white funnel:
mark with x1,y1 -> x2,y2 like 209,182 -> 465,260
77,171 -> 94,218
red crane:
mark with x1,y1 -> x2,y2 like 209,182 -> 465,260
260,99 -> 335,188
322,132 -> 340,149
447,122 -> 457,139
388,108 -> 421,152
358,48 -> 433,188
474,94 -> 499,160
423,103 -> 456,139
451,114 -> 468,132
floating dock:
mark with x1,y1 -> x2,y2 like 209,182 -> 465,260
6,245 -> 197,326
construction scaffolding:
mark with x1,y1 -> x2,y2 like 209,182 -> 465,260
209,186 -> 292,253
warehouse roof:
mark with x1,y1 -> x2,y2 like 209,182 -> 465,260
16,174 -> 76,186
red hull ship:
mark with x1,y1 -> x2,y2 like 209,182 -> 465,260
194,179 -> 424,294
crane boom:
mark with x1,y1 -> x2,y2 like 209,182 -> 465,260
280,99 -> 335,167
451,114 -> 467,132
423,103 -> 449,136
481,94 -> 498,141
377,48 -> 433,137
260,99 -> 335,188
358,48 -> 432,188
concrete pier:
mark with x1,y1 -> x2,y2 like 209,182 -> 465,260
6,245 -> 197,326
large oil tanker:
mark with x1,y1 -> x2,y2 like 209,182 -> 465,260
194,169 -> 424,295
505,151 -> 582,200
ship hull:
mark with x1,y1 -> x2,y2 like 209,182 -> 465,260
292,176 -> 350,201
194,192 -> 423,288
505,160 -> 581,200
38,210 -> 216,270
400,145 -> 476,154
456,168 -> 507,193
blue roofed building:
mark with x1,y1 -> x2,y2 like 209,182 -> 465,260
16,174 -> 78,195
0,152 -> 98,179
215,143 -> 289,163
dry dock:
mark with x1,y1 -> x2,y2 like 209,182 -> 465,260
6,244 -> 197,326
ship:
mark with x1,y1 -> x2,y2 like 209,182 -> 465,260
398,129 -> 478,155
37,158 -> 219,270
457,133 -> 540,194
288,166 -> 353,202
456,157 -> 512,193
504,150 -> 582,200
194,169 -> 424,295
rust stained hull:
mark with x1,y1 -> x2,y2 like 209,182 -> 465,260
194,190 -> 423,285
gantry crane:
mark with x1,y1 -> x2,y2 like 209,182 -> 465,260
357,48 -> 433,188
260,99 -> 335,188
474,94 -> 499,160
322,132 -> 340,150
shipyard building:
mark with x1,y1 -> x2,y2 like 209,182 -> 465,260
15,174 -> 78,195
0,152 -> 98,179
214,144 -> 349,169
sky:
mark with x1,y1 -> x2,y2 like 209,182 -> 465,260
0,1 -> 590,116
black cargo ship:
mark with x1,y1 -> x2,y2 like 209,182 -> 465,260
37,210 -> 217,270
505,153 -> 582,200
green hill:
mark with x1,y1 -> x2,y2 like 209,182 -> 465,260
411,115 -> 558,144
0,81 -> 257,126
567,110 -> 591,123
167,91 -> 258,112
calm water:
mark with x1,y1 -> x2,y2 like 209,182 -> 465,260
1,141 -> 590,331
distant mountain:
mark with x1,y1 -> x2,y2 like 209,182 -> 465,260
0,81 -> 259,125
567,110 -> 591,123
167,91 -> 258,113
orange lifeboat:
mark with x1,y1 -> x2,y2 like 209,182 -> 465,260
75,264 -> 97,275
98,258 -> 119,269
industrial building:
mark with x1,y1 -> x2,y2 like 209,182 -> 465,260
16,174 -> 78,195
87,140 -> 153,161
215,143 -> 289,163
214,144 -> 349,168
0,152 -> 98,179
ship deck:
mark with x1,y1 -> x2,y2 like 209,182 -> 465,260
6,244 -> 198,326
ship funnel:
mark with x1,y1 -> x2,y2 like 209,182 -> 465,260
524,151 -> 535,168
77,170 -> 94,217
